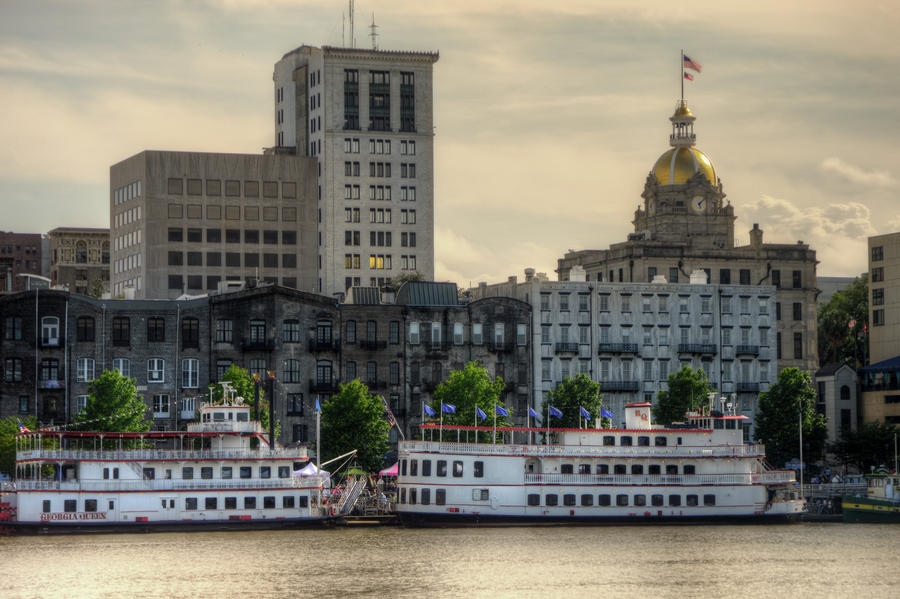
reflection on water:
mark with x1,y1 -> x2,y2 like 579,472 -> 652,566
1,524 -> 898,598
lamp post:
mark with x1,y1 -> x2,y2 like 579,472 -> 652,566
799,396 -> 804,504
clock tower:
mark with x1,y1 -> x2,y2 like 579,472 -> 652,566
633,101 -> 735,248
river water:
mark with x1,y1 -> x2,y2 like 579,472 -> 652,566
1,523 -> 897,598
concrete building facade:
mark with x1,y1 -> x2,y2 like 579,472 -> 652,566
273,45 -> 439,297
815,363 -> 858,443
47,227 -> 110,295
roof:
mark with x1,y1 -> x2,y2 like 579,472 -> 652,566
345,286 -> 382,305
816,362 -> 854,377
858,356 -> 900,374
395,281 -> 459,306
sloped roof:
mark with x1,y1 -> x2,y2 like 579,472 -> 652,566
858,355 -> 900,374
816,362 -> 854,377
345,286 -> 382,305
395,281 -> 459,306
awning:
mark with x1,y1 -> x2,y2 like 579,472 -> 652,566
379,462 -> 398,477
858,355 -> 900,374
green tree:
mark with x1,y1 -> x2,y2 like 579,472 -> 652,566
542,373 -> 606,428
389,271 -> 424,289
653,366 -> 711,425
320,379 -> 391,472
817,275 -> 868,367
73,369 -> 151,432
209,365 -> 278,436
433,362 -> 509,439
87,278 -> 106,299
830,421 -> 898,472
0,415 -> 39,475
754,367 -> 828,469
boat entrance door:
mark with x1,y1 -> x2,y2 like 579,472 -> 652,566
106,497 -> 118,522
160,496 -> 176,520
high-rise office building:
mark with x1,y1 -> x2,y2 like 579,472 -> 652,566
273,45 -> 439,297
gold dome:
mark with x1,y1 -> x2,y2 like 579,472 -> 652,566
652,147 -> 716,185
672,103 -> 694,118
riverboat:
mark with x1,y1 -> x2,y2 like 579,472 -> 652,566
842,473 -> 900,523
395,402 -> 803,525
3,396 -> 334,534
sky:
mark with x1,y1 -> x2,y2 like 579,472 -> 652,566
2,0 -> 898,287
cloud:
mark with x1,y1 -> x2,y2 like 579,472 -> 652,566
434,227 -> 557,287
820,157 -> 897,188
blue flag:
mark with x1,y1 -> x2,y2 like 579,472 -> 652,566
549,406 -> 562,418
441,403 -> 456,414
600,408 -> 615,419
528,407 -> 541,420
495,405 -> 509,417
476,407 -> 487,421
424,403 -> 436,417
315,398 -> 321,412
580,406 -> 591,420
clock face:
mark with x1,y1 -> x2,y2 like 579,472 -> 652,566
692,195 -> 705,213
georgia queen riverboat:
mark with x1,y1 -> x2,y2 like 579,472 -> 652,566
3,396 -> 333,534
395,402 -> 803,525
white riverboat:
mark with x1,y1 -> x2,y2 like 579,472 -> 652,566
4,397 -> 334,533
396,402 -> 804,525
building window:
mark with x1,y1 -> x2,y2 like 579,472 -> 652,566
250,320 -> 266,343
873,288 -> 884,306
792,270 -> 802,288
148,358 -> 165,383
215,319 -> 233,343
283,359 -> 300,383
182,359 -> 199,388
346,320 -> 357,344
112,317 -> 130,346
873,309 -> 885,326
153,394 -> 170,417
76,316 -> 95,342
283,320 -> 301,343
872,246 -> 884,261
739,269 -> 751,285
181,317 -> 199,349
792,303 -> 802,321
75,358 -> 95,383
147,317 -> 165,342
409,322 -> 420,344
287,393 -> 304,416
41,316 -> 59,346
5,358 -> 23,382
793,332 -> 803,360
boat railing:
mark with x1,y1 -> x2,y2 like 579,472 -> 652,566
804,482 -> 867,497
523,471 -> 796,486
400,441 -> 766,459
16,447 -> 307,462
16,477 -> 324,492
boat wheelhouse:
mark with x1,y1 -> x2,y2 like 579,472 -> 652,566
842,473 -> 900,523
9,396 -> 332,533
396,402 -> 803,524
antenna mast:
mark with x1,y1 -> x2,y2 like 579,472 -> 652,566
349,0 -> 355,48
369,12 -> 378,50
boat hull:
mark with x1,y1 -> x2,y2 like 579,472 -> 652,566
841,496 -> 900,523
396,511 -> 802,527
11,515 -> 339,535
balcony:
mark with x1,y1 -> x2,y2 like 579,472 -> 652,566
309,338 -> 341,352
598,342 -> 638,355
241,338 -> 275,351
678,343 -> 717,355
39,379 -> 64,390
599,381 -> 640,392
360,339 -> 388,351
425,341 -> 451,356
309,378 -> 340,393
736,382 -> 760,393
735,345 -> 760,356
555,342 -> 580,354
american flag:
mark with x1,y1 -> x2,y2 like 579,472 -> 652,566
17,419 -> 31,434
683,54 -> 702,73
379,395 -> 396,427
684,73 -> 694,81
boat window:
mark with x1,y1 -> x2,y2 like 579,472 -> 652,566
42,500 -> 51,513
263,496 -> 276,509
596,464 -> 609,474
436,489 -> 446,505
222,467 -> 233,479
598,494 -> 611,506
279,466 -> 290,478
545,494 -> 558,506
614,464 -> 626,475
649,465 -> 661,475
237,412 -> 249,422
437,460 -> 447,477
165,469 -> 172,480
603,436 -> 615,446
283,496 -> 295,508
182,467 -> 194,480
638,436 -> 650,447
422,460 -> 431,477
561,464 -> 574,474
410,460 -> 418,476
400,488 -> 406,504
581,494 -> 594,507
260,466 -> 271,479
213,412 -> 225,421
686,494 -> 699,506
725,419 -> 736,430
109,500 -> 115,510
634,495 -> 646,506
684,465 -> 696,475
240,466 -> 252,479
205,497 -> 217,510
620,436 -> 633,446
631,465 -> 643,475
64,499 -> 76,512
669,495 -> 681,507
704,494 -> 716,506
714,419 -> 725,429
143,467 -> 155,480
201,467 -> 213,479
453,461 -> 464,477
225,497 -> 237,509
655,437 -> 667,446
474,461 -> 484,478
113,468 -> 119,479
84,499 -> 97,512
579,464 -> 591,474
103,468 -> 109,480
527,494 -> 540,506
677,437 -> 683,445
244,497 -> 256,509
401,460 -> 407,477
409,489 -> 417,505
666,465 -> 678,475
652,495 -> 664,507
421,489 -> 431,505
472,489 -> 489,501
616,494 -> 629,506
185,498 -> 198,511
563,494 -> 576,506
298,496 -> 308,508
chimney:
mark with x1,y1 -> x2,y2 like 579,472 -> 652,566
524,268 -> 535,282
750,223 -> 764,249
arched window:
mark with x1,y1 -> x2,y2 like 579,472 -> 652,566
41,316 -> 60,346
76,316 -> 95,342
76,241 -> 88,264
840,385 -> 851,401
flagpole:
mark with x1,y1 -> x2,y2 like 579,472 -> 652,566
493,406 -> 497,445
681,48 -> 684,101
546,405 -> 550,446
440,401 -> 443,443
316,395 -> 321,472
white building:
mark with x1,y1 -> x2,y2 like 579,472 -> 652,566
273,45 -> 439,297
471,267 -> 777,440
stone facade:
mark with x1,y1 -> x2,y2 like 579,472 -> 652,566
47,227 -> 110,295
0,232 -> 45,293
814,363 -> 858,443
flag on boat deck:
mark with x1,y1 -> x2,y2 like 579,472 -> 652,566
424,403 -> 436,417
548,406 -> 563,418
495,405 -> 509,417
683,72 -> 694,81
683,53 -> 702,72
476,407 -> 487,421
528,407 -> 541,420
600,408 -> 615,419
441,403 -> 456,414
580,407 -> 591,420
17,419 -> 31,433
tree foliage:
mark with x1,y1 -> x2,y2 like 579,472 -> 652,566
830,421 -> 898,472
73,369 -> 151,432
817,275 -> 868,367
542,373 -> 606,428
209,365 -> 277,436
653,366 -> 711,425
87,278 -> 106,299
754,368 -> 828,468
433,362 -> 510,440
0,415 -> 39,475
389,271 -> 424,290
320,379 -> 391,472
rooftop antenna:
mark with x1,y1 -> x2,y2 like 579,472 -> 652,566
369,12 -> 378,50
349,0 -> 355,48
